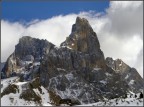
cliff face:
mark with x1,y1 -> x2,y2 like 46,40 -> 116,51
61,17 -> 100,53
60,17 -> 106,69
106,57 -> 144,93
1,37 -> 54,78
15,36 -> 54,60
1,17 -> 143,104
39,17 -> 129,103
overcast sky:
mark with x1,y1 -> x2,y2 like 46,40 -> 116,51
1,1 -> 143,77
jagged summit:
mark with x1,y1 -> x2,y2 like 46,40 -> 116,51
15,36 -> 54,60
71,17 -> 93,33
106,57 -> 144,93
19,36 -> 32,39
61,17 -> 100,54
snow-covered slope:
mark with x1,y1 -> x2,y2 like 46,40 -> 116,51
79,97 -> 143,106
1,76 -> 143,106
1,77 -> 52,106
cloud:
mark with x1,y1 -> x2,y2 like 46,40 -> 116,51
1,20 -> 25,62
100,1 -> 143,77
1,1 -> 143,77
106,1 -> 143,39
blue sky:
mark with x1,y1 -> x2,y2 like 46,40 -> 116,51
2,1 -> 109,22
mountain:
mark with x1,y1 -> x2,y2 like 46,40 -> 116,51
1,36 -> 54,78
1,76 -> 143,106
0,62 -> 5,71
106,57 -> 144,93
1,17 -> 143,106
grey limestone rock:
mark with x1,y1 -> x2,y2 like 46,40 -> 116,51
2,17 -> 143,104
106,57 -> 144,93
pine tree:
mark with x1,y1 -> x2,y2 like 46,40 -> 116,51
139,92 -> 143,99
135,94 -> 137,98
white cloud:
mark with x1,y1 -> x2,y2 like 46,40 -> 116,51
106,1 -> 143,39
1,1 -> 143,77
1,20 -> 25,62
101,1 -> 143,77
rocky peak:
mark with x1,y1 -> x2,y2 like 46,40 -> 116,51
2,36 -> 54,78
1,17 -> 143,105
15,36 -> 54,60
106,57 -> 144,93
61,17 -> 100,53
60,17 -> 106,69
106,57 -> 130,74
19,36 -> 33,42
71,17 -> 93,33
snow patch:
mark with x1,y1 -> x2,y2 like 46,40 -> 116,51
1,77 -> 18,93
72,43 -> 74,46
1,77 -> 52,106
57,68 -> 65,71
33,62 -> 40,66
24,61 -> 33,65
33,86 -> 51,106
125,75 -> 129,79
78,97 -> 143,106
93,68 -> 101,71
119,61 -> 122,66
67,46 -> 72,50
65,73 -> 73,81
129,80 -> 135,85
100,80 -> 107,85
15,82 -> 27,86
105,72 -> 112,76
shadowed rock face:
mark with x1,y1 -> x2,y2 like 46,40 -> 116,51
15,36 -> 54,60
39,17 -> 129,103
1,54 -> 17,78
2,36 -> 54,78
0,62 -> 5,71
61,17 -> 100,53
1,17 -> 143,104
60,17 -> 106,69
106,57 -> 144,93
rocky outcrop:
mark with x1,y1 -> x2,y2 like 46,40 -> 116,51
61,17 -> 100,53
1,54 -> 17,78
0,62 -> 5,71
60,17 -> 106,69
15,36 -> 54,60
1,36 -> 54,78
1,17 -> 143,105
1,62 -> 6,78
39,17 -> 130,104
106,57 -> 144,93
